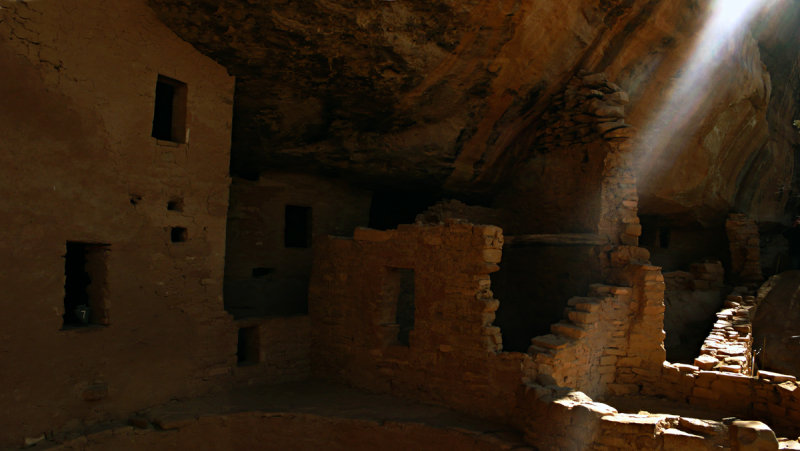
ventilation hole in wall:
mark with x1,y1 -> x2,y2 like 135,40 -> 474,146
251,267 -> 274,278
284,205 -> 312,248
63,242 -> 110,329
170,227 -> 187,243
167,197 -> 184,212
129,194 -> 142,206
237,326 -> 259,365
151,75 -> 187,143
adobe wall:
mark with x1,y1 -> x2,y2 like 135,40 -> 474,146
0,0 -> 235,446
224,172 -> 371,317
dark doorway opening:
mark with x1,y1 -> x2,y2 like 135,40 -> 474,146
63,242 -> 109,328
491,246 -> 601,352
152,75 -> 187,142
284,205 -> 312,248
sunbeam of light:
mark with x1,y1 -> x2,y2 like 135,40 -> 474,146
633,0 -> 777,190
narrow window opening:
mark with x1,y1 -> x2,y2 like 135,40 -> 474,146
63,242 -> 109,328
237,326 -> 259,365
284,205 -> 312,248
382,268 -> 415,346
151,75 -> 187,143
171,227 -> 187,243
167,197 -> 184,212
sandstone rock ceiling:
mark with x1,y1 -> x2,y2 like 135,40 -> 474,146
148,0 -> 800,224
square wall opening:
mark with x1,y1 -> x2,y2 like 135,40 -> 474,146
151,75 -> 187,143
63,242 -> 110,328
171,227 -> 188,243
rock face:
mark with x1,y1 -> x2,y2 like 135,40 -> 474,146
753,271 -> 800,377
147,0 -> 799,225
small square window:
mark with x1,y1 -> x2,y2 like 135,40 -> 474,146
152,75 -> 187,143
167,197 -> 184,212
171,227 -> 187,243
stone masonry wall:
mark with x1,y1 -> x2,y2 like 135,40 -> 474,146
654,363 -> 800,439
520,384 -> 783,450
0,1 -> 236,446
309,223 -> 531,422
693,294 -> 756,374
495,72 -> 635,235
726,213 -> 764,284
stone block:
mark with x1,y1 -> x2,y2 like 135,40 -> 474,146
695,354 -> 719,370
757,371 -> 796,383
662,428 -> 708,451
551,322 -> 587,339
729,420 -> 778,451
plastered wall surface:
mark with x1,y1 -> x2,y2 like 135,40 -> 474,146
224,172 -> 371,317
0,0 -> 235,445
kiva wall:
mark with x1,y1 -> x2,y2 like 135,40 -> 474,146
0,0 -> 235,445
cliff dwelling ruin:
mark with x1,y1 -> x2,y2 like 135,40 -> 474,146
3,0 -> 800,449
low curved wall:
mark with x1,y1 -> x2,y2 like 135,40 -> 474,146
49,411 -> 527,451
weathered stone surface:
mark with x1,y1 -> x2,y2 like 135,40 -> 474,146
729,420 -> 779,451
753,272 -> 800,378
146,0 -> 799,228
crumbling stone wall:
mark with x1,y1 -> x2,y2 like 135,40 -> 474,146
726,213 -> 764,284
495,72 -> 635,236
309,223 -> 530,421
662,261 -> 727,363
654,363 -> 800,438
693,294 -> 756,374
521,384 -> 781,450
0,0 -> 236,446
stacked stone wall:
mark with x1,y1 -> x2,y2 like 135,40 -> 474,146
693,294 -> 756,374
726,213 -> 763,283
653,363 -> 800,438
309,223 -> 531,422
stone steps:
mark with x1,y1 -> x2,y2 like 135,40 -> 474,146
530,334 -> 571,350
551,321 -> 588,339
567,296 -> 602,313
